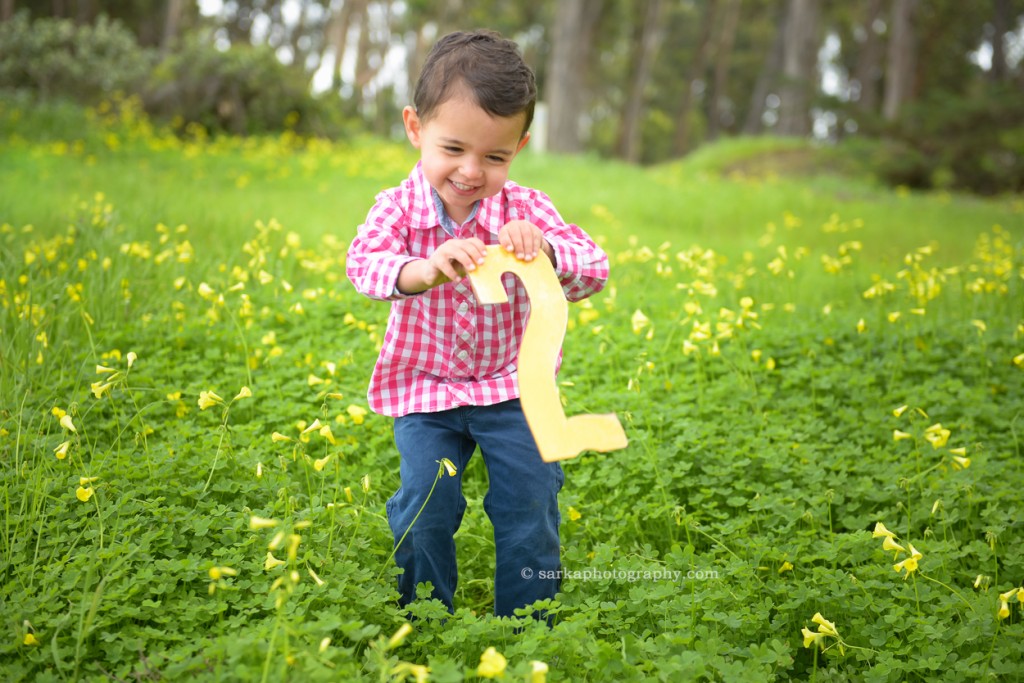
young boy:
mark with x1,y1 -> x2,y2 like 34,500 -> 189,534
346,29 -> 609,618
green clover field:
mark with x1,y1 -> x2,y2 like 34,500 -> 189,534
2,97 -> 1023,682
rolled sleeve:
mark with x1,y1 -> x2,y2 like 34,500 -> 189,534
346,193 -> 421,301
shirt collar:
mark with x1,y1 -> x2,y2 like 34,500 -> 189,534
431,187 -> 479,237
409,162 -> 504,236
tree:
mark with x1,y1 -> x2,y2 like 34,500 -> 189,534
672,0 -> 718,155
882,0 -> 916,121
545,0 -> 606,153
615,0 -> 664,162
776,0 -> 819,135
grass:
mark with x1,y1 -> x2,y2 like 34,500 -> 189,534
1,97 -> 1023,682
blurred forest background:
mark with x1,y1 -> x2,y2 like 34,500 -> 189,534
2,0 -> 1024,194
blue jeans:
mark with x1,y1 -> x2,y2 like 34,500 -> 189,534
387,399 -> 564,617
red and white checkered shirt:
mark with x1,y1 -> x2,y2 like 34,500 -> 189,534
346,162 -> 610,417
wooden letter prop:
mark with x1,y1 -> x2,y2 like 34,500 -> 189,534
470,246 -> 628,462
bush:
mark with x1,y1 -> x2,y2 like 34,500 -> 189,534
0,11 -> 153,102
145,34 -> 346,137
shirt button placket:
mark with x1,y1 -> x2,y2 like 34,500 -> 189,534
452,285 -> 474,376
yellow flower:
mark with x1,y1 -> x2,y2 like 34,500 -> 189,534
54,441 -> 70,459
233,386 -> 252,401
76,486 -> 94,502
52,406 -> 67,419
60,414 -> 77,433
197,282 -> 216,300
882,536 -> 905,555
631,309 -> 650,335
126,351 -> 137,368
23,633 -> 39,646
91,380 -> 116,399
361,474 -> 371,493
779,561 -> 794,574
892,404 -> 909,418
318,636 -> 331,653
313,455 -> 331,472
96,364 -> 117,374
949,446 -> 967,456
531,660 -> 549,683
265,552 -> 286,571
250,515 -> 279,530
1018,587 -> 1024,603
872,522 -> 897,539
346,404 -> 368,425
924,423 -> 951,449
390,663 -> 430,683
998,600 -> 1010,619
568,506 -> 582,522
308,567 -> 325,586
387,623 -> 413,650
271,431 -> 292,443
893,429 -> 912,441
197,390 -> 224,410
908,543 -> 922,560
256,462 -> 263,478
319,424 -> 337,445
477,646 -> 507,678
856,318 -> 866,333
951,455 -> 971,470
801,627 -> 826,649
301,418 -> 323,435
893,555 -> 919,577
1014,352 -> 1024,369
999,588 -> 1017,602
208,566 -> 237,580
439,458 -> 457,477
811,613 -> 839,638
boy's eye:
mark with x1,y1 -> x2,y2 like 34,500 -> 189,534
443,146 -> 462,154
487,155 -> 507,163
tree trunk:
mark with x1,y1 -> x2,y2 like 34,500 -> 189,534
742,2 -> 786,135
991,0 -> 1009,82
673,0 -> 718,155
852,0 -> 885,113
161,0 -> 184,56
329,0 -> 356,92
882,0 -> 917,121
616,0 -> 664,163
707,0 -> 741,140
776,0 -> 819,136
545,0 -> 605,154
1,0 -> 14,21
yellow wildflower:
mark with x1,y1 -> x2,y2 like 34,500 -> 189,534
23,633 -> 39,646
319,424 -> 337,445
319,636 -> 331,653
390,663 -> 430,683
197,282 -> 216,300
1013,352 -> 1024,369
208,566 -> 237,580
347,404 -> 368,425
313,455 -> 331,472
265,552 -> 286,571
856,318 -> 866,333
126,351 -> 137,368
779,561 -> 794,574
54,441 -> 70,459
951,455 -> 971,470
387,623 -> 413,650
872,522 -> 897,539
76,486 -> 94,502
801,627 -> 825,649
308,567 -> 325,586
998,601 -> 1010,619
197,390 -> 224,410
894,555 -> 919,577
631,309 -> 650,335
60,414 -> 77,433
924,423 -> 951,449
477,646 -> 507,678
893,429 -> 912,441
882,536 -> 905,555
568,506 -> 582,522
531,660 -> 549,683
91,380 -> 116,399
96,364 -> 117,374
301,418 -> 322,435
439,458 -> 457,477
811,613 -> 839,638
892,404 -> 909,418
233,386 -> 252,401
250,515 -> 278,530
271,432 -> 292,443
361,474 -> 371,493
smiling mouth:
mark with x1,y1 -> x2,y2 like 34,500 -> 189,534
449,179 -> 478,193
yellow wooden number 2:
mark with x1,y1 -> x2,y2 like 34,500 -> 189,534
470,245 -> 629,463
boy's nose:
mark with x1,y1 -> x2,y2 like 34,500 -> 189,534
460,159 -> 482,179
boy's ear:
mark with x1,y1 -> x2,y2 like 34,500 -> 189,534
403,106 -> 422,148
514,131 -> 531,156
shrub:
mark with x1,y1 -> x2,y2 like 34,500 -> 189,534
0,11 -> 153,102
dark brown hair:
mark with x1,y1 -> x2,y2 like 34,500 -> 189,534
413,29 -> 537,136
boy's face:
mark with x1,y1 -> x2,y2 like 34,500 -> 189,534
403,92 -> 530,224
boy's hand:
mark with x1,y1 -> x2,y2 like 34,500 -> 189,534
426,237 -> 488,286
499,220 -> 554,264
